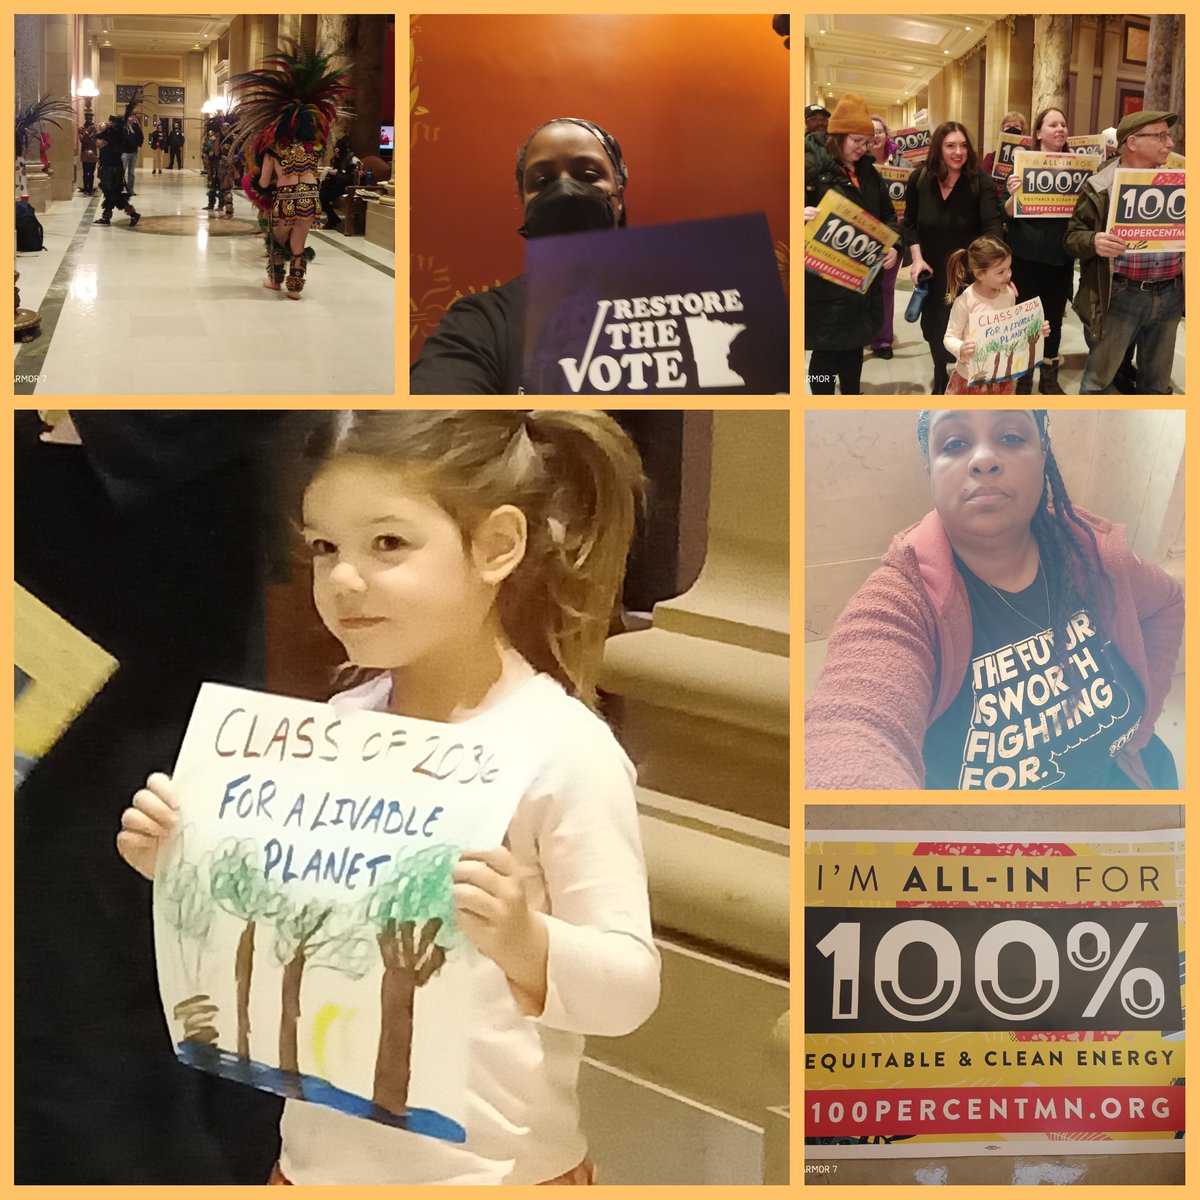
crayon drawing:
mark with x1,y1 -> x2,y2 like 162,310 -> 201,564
154,683 -> 534,1139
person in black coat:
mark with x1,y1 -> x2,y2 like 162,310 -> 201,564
902,122 -> 1004,393
167,120 -> 185,170
804,93 -> 899,394
411,116 -> 627,394
14,411 -> 319,1184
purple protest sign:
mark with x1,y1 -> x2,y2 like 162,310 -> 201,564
522,212 -> 788,394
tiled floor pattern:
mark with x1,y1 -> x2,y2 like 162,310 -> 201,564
14,169 -> 394,395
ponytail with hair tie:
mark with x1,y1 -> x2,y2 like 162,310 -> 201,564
309,410 -> 644,709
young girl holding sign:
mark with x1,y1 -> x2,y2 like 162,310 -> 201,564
118,410 -> 659,1185
943,235 -> 1050,395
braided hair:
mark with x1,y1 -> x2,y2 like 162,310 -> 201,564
917,409 -> 1113,680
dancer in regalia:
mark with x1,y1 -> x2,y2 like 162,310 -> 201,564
232,40 -> 352,299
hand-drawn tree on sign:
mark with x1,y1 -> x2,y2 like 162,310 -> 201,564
364,844 -> 461,1114
159,849 -> 215,984
1023,314 -> 1044,378
158,838 -> 220,1048
209,838 -> 282,1061
985,333 -> 1005,382
271,895 -> 373,1076
272,897 -> 360,1075
1001,326 -> 1021,382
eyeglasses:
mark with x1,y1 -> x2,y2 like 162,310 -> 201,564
1132,130 -> 1174,143
844,136 -> 871,149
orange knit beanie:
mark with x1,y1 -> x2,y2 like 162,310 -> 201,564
826,93 -> 874,137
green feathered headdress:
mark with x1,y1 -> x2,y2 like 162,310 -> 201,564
230,38 -> 353,158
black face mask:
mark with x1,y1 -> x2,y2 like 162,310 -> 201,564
519,177 -> 618,238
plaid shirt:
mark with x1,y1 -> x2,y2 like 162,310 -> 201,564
1115,249 -> 1182,282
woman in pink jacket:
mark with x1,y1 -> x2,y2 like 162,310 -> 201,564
806,409 -> 1183,790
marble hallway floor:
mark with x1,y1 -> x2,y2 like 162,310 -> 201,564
805,271 -> 1185,395
14,169 -> 395,396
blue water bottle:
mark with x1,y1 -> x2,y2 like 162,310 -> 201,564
905,269 -> 933,323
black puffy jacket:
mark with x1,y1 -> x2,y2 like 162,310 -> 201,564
805,135 -> 899,351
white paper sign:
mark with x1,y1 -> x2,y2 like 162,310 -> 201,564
153,683 -> 535,1141
964,296 -> 1045,385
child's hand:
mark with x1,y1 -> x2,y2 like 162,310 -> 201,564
1041,319 -> 1051,337
117,772 -> 180,880
453,848 -> 549,1013
959,339 -> 977,361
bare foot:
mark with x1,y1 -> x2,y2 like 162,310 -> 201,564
263,279 -> 281,291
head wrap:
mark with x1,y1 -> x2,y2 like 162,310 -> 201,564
515,117 -> 628,227
515,117 -> 628,190
917,409 -> 1051,457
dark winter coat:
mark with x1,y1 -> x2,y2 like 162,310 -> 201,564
804,134 -> 899,351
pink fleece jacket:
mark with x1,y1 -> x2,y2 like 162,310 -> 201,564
805,508 -> 1184,790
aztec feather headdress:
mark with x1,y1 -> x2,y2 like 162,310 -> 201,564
230,38 -> 353,156
123,84 -> 149,123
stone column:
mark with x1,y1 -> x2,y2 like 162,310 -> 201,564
259,15 -> 279,59
982,20 -> 1012,155
316,14 -> 354,148
1074,18 -> 1098,133
1031,14 -> 1070,121
316,15 -> 385,161
185,51 -> 204,168
1007,17 -> 1035,119
37,14 -> 75,200
1097,18 -> 1121,129
960,51 -> 982,147
350,17 -> 387,163
98,46 -> 116,119
1144,15 -> 1175,111
1168,20 -> 1185,153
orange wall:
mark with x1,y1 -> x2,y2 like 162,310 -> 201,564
411,13 -> 790,354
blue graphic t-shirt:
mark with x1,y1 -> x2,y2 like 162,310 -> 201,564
923,557 -> 1145,790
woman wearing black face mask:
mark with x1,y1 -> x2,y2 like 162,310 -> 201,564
980,111 -> 1028,204
411,117 -> 627,394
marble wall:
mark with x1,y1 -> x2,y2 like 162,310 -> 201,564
805,409 -> 1185,641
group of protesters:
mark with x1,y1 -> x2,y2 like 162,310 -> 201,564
805,95 -> 1182,395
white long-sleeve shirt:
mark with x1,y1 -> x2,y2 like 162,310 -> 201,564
279,671 -> 660,1184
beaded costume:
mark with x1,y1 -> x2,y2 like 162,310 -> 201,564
231,39 -> 352,297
